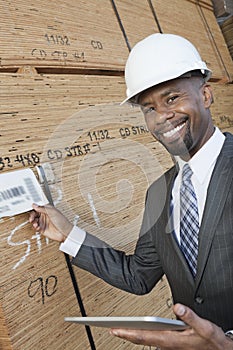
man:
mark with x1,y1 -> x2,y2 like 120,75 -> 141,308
29,33 -> 233,349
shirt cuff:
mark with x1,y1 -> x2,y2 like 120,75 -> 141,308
59,226 -> 86,257
225,330 -> 233,341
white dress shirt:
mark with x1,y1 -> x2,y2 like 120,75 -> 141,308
60,127 -> 225,256
172,127 -> 225,243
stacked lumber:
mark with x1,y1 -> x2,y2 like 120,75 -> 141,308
0,0 -> 232,81
210,82 -> 233,134
220,15 -> 233,59
0,0 -> 128,71
211,0 -> 233,18
0,1 -> 232,350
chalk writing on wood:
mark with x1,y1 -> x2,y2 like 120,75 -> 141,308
7,221 -> 49,270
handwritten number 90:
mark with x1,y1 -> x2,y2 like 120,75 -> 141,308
28,275 -> 58,304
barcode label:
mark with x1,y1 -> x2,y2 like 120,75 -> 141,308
24,177 -> 42,203
0,186 -> 26,202
0,168 -> 48,218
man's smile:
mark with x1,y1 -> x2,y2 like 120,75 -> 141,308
154,117 -> 188,142
162,121 -> 186,139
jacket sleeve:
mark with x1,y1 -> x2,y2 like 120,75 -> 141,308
71,189 -> 165,295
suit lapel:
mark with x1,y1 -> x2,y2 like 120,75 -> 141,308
195,133 -> 233,287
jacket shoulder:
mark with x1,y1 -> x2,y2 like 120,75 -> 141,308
148,165 -> 177,193
145,165 -> 177,207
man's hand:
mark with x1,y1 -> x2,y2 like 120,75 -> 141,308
29,204 -> 73,242
110,304 -> 233,349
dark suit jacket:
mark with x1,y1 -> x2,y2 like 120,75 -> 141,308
73,132 -> 233,331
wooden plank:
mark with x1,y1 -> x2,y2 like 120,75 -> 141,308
112,0 -> 160,49
0,236 -> 91,350
210,81 -> 233,132
220,15 -> 233,60
211,0 -> 233,18
0,303 -> 13,350
0,0 -> 128,71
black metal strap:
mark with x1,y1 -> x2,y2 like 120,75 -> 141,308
36,165 -> 96,350
110,0 -> 131,52
147,0 -> 163,33
64,253 -> 96,350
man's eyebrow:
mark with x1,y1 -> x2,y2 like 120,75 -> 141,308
160,88 -> 181,97
140,101 -> 152,107
140,88 -> 182,106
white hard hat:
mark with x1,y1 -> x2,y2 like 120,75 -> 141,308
122,33 -> 212,104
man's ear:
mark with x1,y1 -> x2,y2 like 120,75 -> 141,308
202,83 -> 214,108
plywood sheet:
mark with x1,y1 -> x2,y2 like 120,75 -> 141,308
210,81 -> 233,133
0,303 -> 12,350
220,15 -> 233,59
0,0 -> 128,71
112,0 -> 160,49
211,0 -> 233,18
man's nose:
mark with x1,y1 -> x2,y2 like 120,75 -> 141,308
154,107 -> 175,124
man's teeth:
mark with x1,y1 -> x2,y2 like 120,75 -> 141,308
163,122 -> 185,138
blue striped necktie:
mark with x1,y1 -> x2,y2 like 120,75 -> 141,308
180,164 -> 199,277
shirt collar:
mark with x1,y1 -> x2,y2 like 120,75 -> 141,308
176,127 -> 225,184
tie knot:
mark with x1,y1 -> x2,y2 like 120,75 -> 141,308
182,164 -> 193,182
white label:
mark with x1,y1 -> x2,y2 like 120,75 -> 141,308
0,168 -> 48,218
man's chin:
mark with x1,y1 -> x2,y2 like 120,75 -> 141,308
157,134 -> 192,157
161,141 -> 189,157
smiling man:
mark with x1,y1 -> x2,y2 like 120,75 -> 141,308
139,76 -> 214,160
29,34 -> 233,349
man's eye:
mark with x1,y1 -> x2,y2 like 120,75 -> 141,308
168,95 -> 178,104
143,106 -> 155,115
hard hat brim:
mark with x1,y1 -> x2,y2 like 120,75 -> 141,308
121,69 -> 212,105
